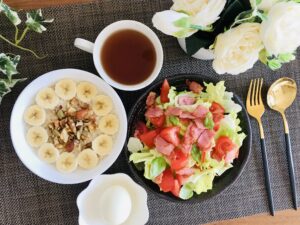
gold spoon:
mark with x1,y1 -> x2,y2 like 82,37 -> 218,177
267,77 -> 298,210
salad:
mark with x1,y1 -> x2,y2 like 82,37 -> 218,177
127,79 -> 246,200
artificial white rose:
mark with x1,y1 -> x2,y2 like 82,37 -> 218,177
256,0 -> 279,11
260,1 -> 300,56
172,0 -> 226,27
213,23 -> 263,75
152,10 -> 196,38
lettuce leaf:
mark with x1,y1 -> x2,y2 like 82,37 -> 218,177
127,137 -> 143,153
129,149 -> 162,164
216,112 -> 246,147
200,81 -> 242,113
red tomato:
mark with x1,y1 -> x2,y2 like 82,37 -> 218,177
170,179 -> 181,197
139,130 -> 158,148
169,149 -> 188,171
160,79 -> 170,103
159,169 -> 175,192
134,121 -> 148,138
160,126 -> 180,146
212,136 -> 237,162
209,102 -> 225,116
209,102 -> 225,131
149,115 -> 165,127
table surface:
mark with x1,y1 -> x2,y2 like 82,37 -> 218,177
4,0 -> 300,224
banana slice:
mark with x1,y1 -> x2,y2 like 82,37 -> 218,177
35,87 -> 59,109
38,143 -> 59,163
77,82 -> 97,103
23,105 -> 46,126
56,152 -> 77,173
26,126 -> 48,148
92,95 -> 113,116
55,79 -> 77,100
98,114 -> 119,135
77,148 -> 99,169
92,135 -> 113,156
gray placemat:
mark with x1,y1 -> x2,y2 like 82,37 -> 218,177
0,0 -> 300,224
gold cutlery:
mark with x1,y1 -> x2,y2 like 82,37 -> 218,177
246,78 -> 275,216
267,77 -> 298,210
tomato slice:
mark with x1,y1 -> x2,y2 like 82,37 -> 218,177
209,102 -> 225,131
139,130 -> 158,148
169,149 -> 188,171
170,179 -> 181,197
209,102 -> 225,116
160,126 -> 180,146
212,136 -> 237,162
159,169 -> 175,192
149,115 -> 165,127
160,79 -> 170,103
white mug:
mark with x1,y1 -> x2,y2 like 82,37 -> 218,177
74,20 -> 163,91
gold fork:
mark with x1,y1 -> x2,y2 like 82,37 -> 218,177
246,78 -> 275,216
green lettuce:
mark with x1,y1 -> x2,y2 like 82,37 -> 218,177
200,81 -> 242,113
216,112 -> 246,147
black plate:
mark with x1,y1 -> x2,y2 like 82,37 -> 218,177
125,74 -> 252,203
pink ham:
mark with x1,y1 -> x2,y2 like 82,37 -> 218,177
179,112 -> 196,119
145,106 -> 164,118
154,135 -> 175,155
197,129 -> 215,151
181,143 -> 192,154
192,105 -> 209,118
186,80 -> 203,94
146,92 -> 156,107
176,168 -> 194,176
154,173 -> 163,184
194,118 -> 206,129
165,106 -> 182,116
178,95 -> 196,105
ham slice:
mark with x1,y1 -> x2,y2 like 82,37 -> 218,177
145,106 -> 164,118
181,143 -> 192,154
154,135 -> 175,155
192,105 -> 209,118
154,173 -> 163,184
178,95 -> 196,105
165,106 -> 182,116
194,118 -> 206,129
179,112 -> 196,119
176,168 -> 194,176
146,92 -> 156,107
186,80 -> 203,94
197,129 -> 215,151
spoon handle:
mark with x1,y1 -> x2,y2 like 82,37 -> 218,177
285,133 -> 298,210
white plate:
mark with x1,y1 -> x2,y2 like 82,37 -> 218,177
10,69 -> 127,184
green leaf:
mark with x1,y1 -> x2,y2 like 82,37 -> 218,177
0,79 -> 11,103
278,53 -> 296,63
168,116 -> 180,126
25,9 -> 54,33
150,157 -> 167,179
191,145 -> 201,163
204,112 -> 214,130
268,59 -> 282,70
0,53 -> 20,79
0,2 -> 21,25
259,49 -> 268,65
179,182 -> 194,200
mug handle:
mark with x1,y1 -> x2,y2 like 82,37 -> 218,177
74,38 -> 94,54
